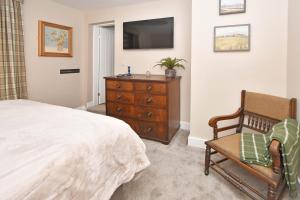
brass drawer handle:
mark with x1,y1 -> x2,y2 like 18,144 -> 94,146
116,83 -> 121,89
116,95 -> 122,100
146,97 -> 153,104
116,107 -> 123,113
145,127 -> 153,133
147,85 -> 152,91
147,112 -> 153,118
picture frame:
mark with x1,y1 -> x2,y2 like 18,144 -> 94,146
38,21 -> 73,57
214,24 -> 251,52
219,0 -> 246,15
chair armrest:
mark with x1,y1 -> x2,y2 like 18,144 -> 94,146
269,140 -> 281,174
208,108 -> 242,128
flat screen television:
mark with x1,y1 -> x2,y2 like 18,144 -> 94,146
123,17 -> 174,49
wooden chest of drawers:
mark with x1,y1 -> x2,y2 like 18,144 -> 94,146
105,74 -> 181,144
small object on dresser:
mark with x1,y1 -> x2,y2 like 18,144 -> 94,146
128,66 -> 131,76
165,69 -> 176,78
146,70 -> 151,77
116,73 -> 132,78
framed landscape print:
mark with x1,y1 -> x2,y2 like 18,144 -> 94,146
219,0 -> 246,15
214,24 -> 250,52
38,21 -> 73,57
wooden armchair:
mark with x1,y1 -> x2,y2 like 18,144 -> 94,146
204,90 -> 297,200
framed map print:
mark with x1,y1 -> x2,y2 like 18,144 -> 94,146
38,21 -> 73,57
219,0 -> 246,15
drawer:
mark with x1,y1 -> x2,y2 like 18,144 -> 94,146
107,91 -> 134,104
106,80 -> 133,91
134,121 -> 167,141
135,107 -> 167,122
134,82 -> 166,94
106,103 -> 134,117
135,94 -> 167,108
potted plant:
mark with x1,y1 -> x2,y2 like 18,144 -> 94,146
154,57 -> 186,78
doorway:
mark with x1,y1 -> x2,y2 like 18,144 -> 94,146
93,23 -> 115,106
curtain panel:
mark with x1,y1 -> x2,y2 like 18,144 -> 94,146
0,0 -> 27,100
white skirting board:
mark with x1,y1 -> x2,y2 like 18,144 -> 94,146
76,106 -> 87,111
86,101 -> 95,108
180,121 -> 190,131
188,136 -> 206,149
76,101 -> 94,111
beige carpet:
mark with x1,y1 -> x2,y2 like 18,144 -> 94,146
111,130 -> 300,200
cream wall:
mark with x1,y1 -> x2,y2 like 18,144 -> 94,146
22,0 -> 293,137
287,0 -> 300,118
23,0 -> 84,108
83,0 -> 192,122
189,0 -> 288,143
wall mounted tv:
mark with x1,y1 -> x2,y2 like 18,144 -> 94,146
123,17 -> 174,49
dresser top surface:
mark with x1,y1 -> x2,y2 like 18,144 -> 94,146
104,74 -> 181,82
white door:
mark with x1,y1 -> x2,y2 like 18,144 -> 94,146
98,26 -> 114,104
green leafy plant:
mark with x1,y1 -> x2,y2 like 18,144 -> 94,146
154,57 -> 186,70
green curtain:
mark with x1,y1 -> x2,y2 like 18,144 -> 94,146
0,0 -> 27,100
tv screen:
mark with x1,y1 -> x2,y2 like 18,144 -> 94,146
123,17 -> 174,49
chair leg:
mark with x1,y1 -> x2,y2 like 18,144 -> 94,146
204,145 -> 211,176
267,185 -> 277,200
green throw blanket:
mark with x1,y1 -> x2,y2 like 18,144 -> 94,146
240,119 -> 300,198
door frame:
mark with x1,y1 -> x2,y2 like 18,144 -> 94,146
92,21 -> 115,106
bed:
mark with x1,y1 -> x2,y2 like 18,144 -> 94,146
0,100 -> 150,200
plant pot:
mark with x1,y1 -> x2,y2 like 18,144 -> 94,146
165,69 -> 176,78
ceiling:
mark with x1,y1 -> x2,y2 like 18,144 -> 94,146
51,0 -> 159,10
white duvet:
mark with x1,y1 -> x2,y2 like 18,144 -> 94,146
0,100 -> 150,200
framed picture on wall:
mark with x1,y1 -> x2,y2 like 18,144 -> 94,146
214,24 -> 250,52
38,21 -> 73,57
219,0 -> 246,15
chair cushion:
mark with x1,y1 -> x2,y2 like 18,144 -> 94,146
208,133 -> 281,183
